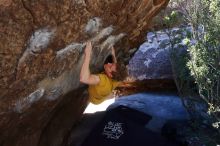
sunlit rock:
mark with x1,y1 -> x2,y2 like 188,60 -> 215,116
129,26 -> 191,80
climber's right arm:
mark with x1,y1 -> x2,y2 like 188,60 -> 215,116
80,41 -> 100,85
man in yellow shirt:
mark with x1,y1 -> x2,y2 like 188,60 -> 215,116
80,41 -> 127,104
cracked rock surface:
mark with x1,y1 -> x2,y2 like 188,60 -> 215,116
0,0 -> 169,146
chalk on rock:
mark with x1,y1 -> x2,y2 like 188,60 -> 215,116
100,33 -> 126,52
14,88 -> 45,113
56,43 -> 84,59
85,17 -> 102,35
91,26 -> 114,43
45,88 -> 63,101
28,28 -> 56,54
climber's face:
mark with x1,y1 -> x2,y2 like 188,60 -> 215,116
104,63 -> 117,78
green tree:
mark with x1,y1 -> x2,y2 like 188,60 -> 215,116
184,0 -> 220,129
163,0 -> 220,129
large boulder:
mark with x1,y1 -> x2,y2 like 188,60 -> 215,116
129,25 -> 194,81
0,0 -> 169,146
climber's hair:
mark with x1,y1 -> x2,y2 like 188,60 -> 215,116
112,61 -> 128,81
104,55 -> 113,64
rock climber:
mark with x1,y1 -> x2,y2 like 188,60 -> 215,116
80,41 -> 127,104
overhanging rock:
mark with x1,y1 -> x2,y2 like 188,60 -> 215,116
0,1 -> 169,146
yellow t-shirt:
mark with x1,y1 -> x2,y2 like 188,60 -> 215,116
88,73 -> 119,105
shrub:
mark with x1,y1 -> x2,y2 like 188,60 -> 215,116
185,0 -> 220,129
164,0 -> 220,130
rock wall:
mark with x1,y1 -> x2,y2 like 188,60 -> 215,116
0,0 -> 169,146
